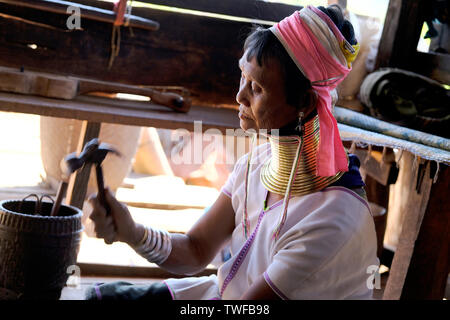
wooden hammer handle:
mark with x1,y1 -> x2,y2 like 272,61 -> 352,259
78,79 -> 191,113
96,164 -> 116,245
49,181 -> 68,216
95,164 -> 110,214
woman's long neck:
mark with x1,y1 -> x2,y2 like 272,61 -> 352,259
261,115 -> 345,196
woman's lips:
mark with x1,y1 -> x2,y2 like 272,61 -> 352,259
238,110 -> 252,120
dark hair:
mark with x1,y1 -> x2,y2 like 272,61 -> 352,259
243,5 -> 357,112
318,5 -> 357,45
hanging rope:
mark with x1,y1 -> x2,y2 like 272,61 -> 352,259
108,0 -> 128,69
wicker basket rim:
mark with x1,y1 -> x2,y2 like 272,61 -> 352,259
0,199 -> 82,220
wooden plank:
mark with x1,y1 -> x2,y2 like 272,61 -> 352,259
383,153 -> 433,299
374,0 -> 401,69
375,0 -> 449,85
355,148 -> 398,186
356,147 -> 394,259
0,0 -> 159,30
126,0 -> 302,23
66,121 -> 101,209
49,0 -> 301,23
0,66 -> 191,113
0,3 -> 251,106
0,0 -> 303,106
375,0 -> 426,70
77,262 -> 216,279
0,92 -> 240,132
401,164 -> 450,299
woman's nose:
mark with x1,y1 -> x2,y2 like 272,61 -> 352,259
236,82 -> 249,107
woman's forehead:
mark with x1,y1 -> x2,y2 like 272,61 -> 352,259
239,52 -> 283,87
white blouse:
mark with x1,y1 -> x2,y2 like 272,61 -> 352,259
164,143 -> 379,299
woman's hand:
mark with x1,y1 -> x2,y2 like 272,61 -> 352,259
88,187 -> 145,246
89,188 -> 236,276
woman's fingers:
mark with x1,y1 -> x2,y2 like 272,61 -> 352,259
94,218 -> 116,240
104,188 -> 128,220
100,219 -> 117,245
89,194 -> 117,244
89,188 -> 136,245
103,230 -> 116,245
88,195 -> 105,219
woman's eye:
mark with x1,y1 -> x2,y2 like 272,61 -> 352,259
251,84 -> 261,93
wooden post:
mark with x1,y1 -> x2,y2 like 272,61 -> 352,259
383,152 -> 433,299
65,121 -> 101,209
373,0 -> 450,84
375,0 -> 426,70
401,164 -> 450,299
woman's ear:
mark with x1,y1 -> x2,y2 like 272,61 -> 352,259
298,88 -> 317,120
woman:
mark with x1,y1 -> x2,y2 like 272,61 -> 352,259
86,5 -> 379,300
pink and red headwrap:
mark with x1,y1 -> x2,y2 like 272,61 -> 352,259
270,6 -> 358,176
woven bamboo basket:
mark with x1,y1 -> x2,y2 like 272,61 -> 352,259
40,117 -> 142,196
0,200 -> 83,300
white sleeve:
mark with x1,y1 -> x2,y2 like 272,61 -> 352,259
220,153 -> 248,198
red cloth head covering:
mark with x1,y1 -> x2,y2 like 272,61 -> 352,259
270,6 -> 357,176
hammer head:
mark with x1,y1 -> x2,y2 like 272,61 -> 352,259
60,138 -> 101,179
87,141 -> 121,165
61,152 -> 82,178
75,138 -> 120,167
59,138 -> 120,179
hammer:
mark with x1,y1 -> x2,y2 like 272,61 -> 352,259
50,138 -> 120,217
84,139 -> 121,213
49,139 -> 101,216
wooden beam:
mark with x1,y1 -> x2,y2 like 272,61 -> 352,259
355,148 -> 398,186
375,0 -> 401,69
369,0 -> 450,84
0,0 -> 305,106
375,0 -> 427,70
383,154 -> 433,299
401,164 -> 450,299
0,0 -> 159,30
0,3 -> 248,106
77,262 -> 216,279
0,92 -> 240,133
129,0 -> 302,23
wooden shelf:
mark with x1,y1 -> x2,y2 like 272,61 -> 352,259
0,92 -> 240,133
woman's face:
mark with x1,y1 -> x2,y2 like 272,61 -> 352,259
236,50 -> 298,132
